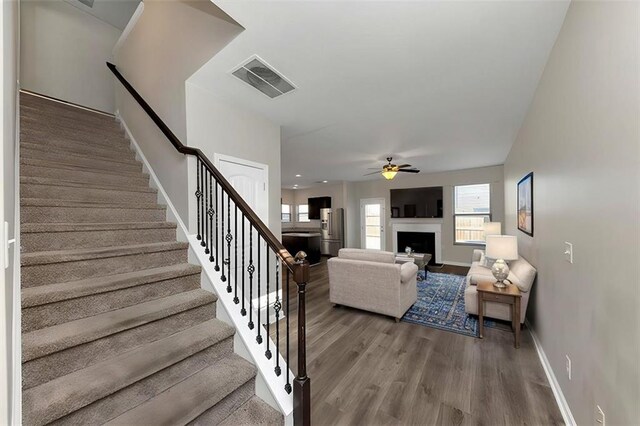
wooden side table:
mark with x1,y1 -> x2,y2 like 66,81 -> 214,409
477,281 -> 522,348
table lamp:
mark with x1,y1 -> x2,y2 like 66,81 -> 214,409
483,222 -> 502,239
485,235 -> 518,288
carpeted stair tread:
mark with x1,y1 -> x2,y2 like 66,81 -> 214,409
21,197 -> 164,209
21,142 -> 139,166
21,148 -> 142,173
22,289 -> 216,362
21,241 -> 188,266
21,157 -> 148,178
105,354 -> 256,426
23,319 -> 235,426
20,131 -> 133,153
219,396 -> 284,426
21,221 -> 176,234
20,141 -> 137,164
20,176 -> 156,193
22,263 -> 200,308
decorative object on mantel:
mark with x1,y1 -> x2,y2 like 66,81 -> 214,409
401,271 -> 497,337
485,235 -> 519,288
483,222 -> 502,239
405,246 -> 412,255
517,172 -> 534,236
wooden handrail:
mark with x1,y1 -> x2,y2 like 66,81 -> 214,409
107,62 -> 296,272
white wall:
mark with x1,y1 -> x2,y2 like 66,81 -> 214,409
20,0 -> 121,112
1,0 -> 19,423
503,2 -> 639,424
115,0 -> 242,229
186,82 -> 282,238
347,166 -> 504,264
114,0 -> 242,226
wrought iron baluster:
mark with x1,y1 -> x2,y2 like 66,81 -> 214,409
248,224 -> 254,329
200,161 -> 205,248
225,196 -> 232,292
214,182 -> 220,272
274,259 -> 281,376
203,168 -> 209,254
241,216 -> 246,316
195,158 -> 201,241
256,234 -> 262,344
207,173 -> 218,262
234,205 -> 239,304
220,190 -> 226,282
265,250 -> 271,359
285,268 -> 291,394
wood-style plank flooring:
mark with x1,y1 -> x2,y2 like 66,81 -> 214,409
272,260 -> 563,425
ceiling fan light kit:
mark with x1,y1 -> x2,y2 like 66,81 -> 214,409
365,157 -> 420,180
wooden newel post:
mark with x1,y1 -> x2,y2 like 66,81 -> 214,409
293,251 -> 311,426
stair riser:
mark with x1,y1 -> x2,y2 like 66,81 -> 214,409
23,304 -> 217,389
22,248 -> 188,287
21,205 -> 166,224
20,140 -> 136,162
20,101 -> 117,127
23,273 -> 201,332
22,148 -> 141,172
47,338 -> 234,426
22,227 -> 176,252
21,163 -> 150,187
188,380 -> 255,426
21,127 -> 130,151
21,183 -> 157,204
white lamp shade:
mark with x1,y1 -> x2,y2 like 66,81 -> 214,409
485,235 -> 518,261
483,222 -> 502,239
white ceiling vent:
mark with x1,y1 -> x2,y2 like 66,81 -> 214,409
232,56 -> 295,99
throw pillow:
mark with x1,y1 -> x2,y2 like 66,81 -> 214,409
478,252 -> 496,269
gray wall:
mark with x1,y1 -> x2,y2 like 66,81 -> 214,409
503,2 -> 639,424
114,0 -> 242,226
20,0 -> 121,112
2,0 -> 19,422
185,82 -> 282,238
347,165 -> 504,264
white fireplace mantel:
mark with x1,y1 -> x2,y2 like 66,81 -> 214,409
392,223 -> 442,262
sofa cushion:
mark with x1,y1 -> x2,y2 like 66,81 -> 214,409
508,257 -> 537,292
338,248 -> 395,264
400,262 -> 419,284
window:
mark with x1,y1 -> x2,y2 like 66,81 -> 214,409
297,204 -> 310,222
281,204 -> 291,223
454,183 -> 491,245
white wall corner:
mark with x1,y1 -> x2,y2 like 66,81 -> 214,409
526,320 -> 576,426
116,113 -> 189,242
112,1 -> 144,57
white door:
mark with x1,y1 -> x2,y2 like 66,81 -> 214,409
360,198 -> 386,250
216,154 -> 268,224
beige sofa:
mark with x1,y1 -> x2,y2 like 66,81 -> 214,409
464,249 -> 537,324
327,248 -> 418,321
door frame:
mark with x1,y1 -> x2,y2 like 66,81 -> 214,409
360,197 -> 386,250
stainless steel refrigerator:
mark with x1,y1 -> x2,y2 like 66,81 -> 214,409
320,208 -> 344,256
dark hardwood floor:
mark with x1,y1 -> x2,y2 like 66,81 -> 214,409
272,261 -> 563,425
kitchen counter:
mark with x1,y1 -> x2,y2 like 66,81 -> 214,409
282,233 -> 321,265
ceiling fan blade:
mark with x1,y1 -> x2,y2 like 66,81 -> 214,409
398,168 -> 420,173
363,171 -> 381,176
396,164 -> 412,169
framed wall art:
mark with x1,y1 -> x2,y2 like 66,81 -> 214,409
517,172 -> 534,236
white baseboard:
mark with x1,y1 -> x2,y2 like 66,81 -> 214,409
526,319 -> 576,426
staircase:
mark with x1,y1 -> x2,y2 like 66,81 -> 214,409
19,92 -> 283,425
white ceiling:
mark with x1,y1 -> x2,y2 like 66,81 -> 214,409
190,1 -> 569,188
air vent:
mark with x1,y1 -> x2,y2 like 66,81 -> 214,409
77,0 -> 94,7
232,56 -> 295,99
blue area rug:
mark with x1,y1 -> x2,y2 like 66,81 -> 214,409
401,271 -> 495,337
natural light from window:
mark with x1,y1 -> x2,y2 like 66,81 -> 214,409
454,183 -> 491,244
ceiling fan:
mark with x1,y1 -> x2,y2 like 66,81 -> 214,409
364,157 -> 420,180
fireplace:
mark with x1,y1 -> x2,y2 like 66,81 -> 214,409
397,232 -> 436,265
392,223 -> 442,264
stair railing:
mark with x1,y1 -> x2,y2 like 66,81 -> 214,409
107,62 -> 310,425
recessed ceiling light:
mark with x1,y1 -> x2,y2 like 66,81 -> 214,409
295,174 -> 301,178
322,180 -> 328,183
